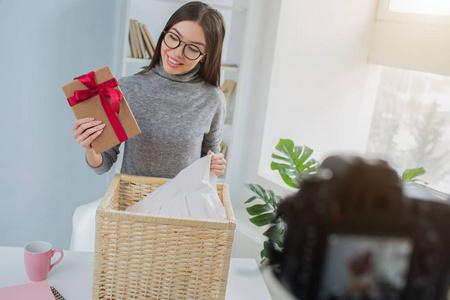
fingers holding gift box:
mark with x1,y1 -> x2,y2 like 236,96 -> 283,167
62,66 -> 141,154
72,118 -> 106,151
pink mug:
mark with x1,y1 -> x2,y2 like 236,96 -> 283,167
24,241 -> 64,281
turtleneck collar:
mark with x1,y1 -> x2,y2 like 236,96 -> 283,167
152,59 -> 201,83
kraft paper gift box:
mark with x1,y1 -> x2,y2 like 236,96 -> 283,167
62,66 -> 140,154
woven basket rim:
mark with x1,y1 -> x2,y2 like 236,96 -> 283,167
98,173 -> 236,227
96,207 -> 236,228
98,206 -> 236,222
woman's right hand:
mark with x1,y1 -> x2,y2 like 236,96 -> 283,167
72,117 -> 105,151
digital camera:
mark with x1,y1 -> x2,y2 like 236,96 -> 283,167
270,155 -> 450,300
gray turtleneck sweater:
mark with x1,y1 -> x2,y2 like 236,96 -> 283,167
90,62 -> 226,178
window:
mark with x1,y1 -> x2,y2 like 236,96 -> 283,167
377,0 -> 450,25
365,65 -> 450,194
389,0 -> 450,15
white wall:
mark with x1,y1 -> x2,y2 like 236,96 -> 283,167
230,0 -> 380,257
257,0 -> 379,186
225,0 -> 283,203
0,0 -> 122,249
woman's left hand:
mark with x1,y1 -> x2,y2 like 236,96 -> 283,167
208,150 -> 226,176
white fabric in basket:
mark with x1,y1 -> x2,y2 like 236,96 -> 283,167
126,155 -> 226,219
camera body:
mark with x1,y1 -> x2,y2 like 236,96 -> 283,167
273,155 -> 450,300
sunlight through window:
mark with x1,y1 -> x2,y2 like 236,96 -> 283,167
365,65 -> 450,194
389,0 -> 450,15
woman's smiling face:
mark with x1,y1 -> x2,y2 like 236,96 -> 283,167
161,20 -> 207,75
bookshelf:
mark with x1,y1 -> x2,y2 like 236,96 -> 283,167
118,0 -> 250,183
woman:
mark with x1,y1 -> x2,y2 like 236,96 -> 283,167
72,1 -> 227,178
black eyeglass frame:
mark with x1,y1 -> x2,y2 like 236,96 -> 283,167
162,31 -> 207,61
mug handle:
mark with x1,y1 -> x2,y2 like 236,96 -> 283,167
49,249 -> 64,271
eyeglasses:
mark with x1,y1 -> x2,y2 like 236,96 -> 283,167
163,31 -> 206,60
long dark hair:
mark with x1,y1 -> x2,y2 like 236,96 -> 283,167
139,1 -> 225,87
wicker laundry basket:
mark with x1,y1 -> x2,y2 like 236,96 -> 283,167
92,173 -> 236,300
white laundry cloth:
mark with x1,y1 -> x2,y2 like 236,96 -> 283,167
126,155 -> 226,220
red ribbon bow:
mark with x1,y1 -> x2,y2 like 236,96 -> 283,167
67,71 -> 128,143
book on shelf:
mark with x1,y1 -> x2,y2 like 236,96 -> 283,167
139,22 -> 154,58
144,23 -> 157,53
132,20 -> 143,58
134,20 -> 147,59
128,20 -> 157,59
220,80 -> 237,101
129,19 -> 139,58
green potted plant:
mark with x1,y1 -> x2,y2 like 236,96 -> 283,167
245,138 -> 431,264
244,139 -> 320,263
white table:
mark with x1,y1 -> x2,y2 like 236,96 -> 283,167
0,246 -> 272,299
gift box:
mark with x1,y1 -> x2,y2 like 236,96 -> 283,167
62,66 -> 140,154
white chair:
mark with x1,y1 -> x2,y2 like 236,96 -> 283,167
69,198 -> 101,251
69,144 -> 124,252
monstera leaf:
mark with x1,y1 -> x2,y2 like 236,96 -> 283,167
244,183 -> 286,263
244,139 -> 318,263
244,183 -> 280,228
270,139 -> 320,188
402,167 -> 428,185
